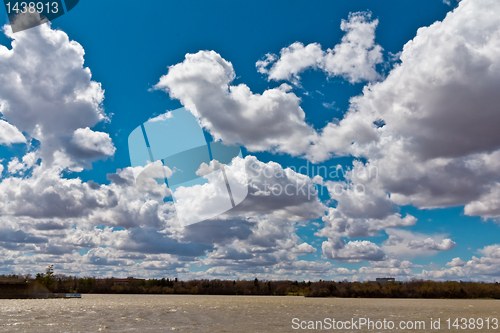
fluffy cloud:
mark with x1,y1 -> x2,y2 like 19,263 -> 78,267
292,242 -> 317,254
174,156 -> 326,274
317,209 -> 416,240
151,12 -> 379,162
357,259 -> 422,280
68,127 -> 116,161
306,0 -> 500,223
256,43 -> 323,85
312,0 -> 500,159
113,227 -> 212,257
79,167 -> 174,229
420,244 -> 500,281
257,12 -> 383,84
382,229 -> 456,259
408,238 -> 456,252
7,152 -> 38,175
0,21 -> 330,279
322,239 -> 385,263
168,155 -> 326,232
0,214 -> 114,255
0,23 -> 191,271
0,120 -> 25,146
464,182 -> 500,219
315,164 -> 417,263
0,166 -> 117,219
0,152 -> 327,277
230,156 -> 325,221
1,2 -> 498,280
0,163 -> 176,231
154,13 -> 382,159
321,12 -> 383,83
446,257 -> 466,267
0,23 -> 113,169
0,227 -> 48,248
154,50 -> 317,156
316,161 -> 415,237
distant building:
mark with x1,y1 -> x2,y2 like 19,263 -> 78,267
0,278 -> 31,298
113,277 -> 146,285
95,277 -> 146,286
0,279 -> 79,298
376,277 -> 395,283
373,277 -> 401,284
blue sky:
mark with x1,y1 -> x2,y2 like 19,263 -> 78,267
0,0 -> 499,281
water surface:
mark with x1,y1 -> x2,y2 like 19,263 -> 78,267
0,294 -> 498,332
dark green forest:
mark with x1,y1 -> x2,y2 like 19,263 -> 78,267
2,266 -> 500,299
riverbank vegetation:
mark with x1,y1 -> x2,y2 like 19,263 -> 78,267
2,270 -> 499,299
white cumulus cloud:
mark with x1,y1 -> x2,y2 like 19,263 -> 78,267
257,12 -> 383,85
154,50 -> 317,156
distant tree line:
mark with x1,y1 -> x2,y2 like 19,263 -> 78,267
307,279 -> 500,299
2,269 -> 500,299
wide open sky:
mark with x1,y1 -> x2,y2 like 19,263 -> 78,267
0,0 -> 499,281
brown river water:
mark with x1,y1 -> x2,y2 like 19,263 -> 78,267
0,294 -> 499,332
